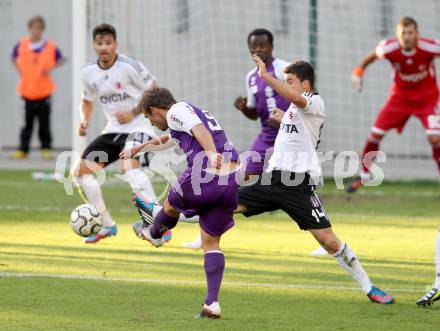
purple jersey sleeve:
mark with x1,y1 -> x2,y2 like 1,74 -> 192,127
11,42 -> 19,59
55,47 -> 64,63
168,102 -> 238,170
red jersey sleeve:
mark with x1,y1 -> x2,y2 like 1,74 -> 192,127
375,38 -> 400,60
418,38 -> 440,56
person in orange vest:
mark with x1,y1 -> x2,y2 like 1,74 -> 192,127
10,15 -> 65,160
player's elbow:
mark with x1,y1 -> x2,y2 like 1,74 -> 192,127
288,93 -> 304,107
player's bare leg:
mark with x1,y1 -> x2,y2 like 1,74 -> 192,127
198,228 -> 223,319
73,158 -> 117,243
183,203 -> 256,250
346,130 -> 385,193
310,227 -> 394,304
183,174 -> 259,250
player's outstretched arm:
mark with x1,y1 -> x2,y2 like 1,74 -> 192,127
78,99 -> 94,136
119,134 -> 176,159
352,50 -> 378,92
252,54 -> 308,109
191,124 -> 222,169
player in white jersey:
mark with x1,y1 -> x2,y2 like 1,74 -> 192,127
236,56 -> 395,304
73,23 -> 159,244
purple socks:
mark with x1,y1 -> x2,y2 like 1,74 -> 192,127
149,208 -> 179,238
204,251 -> 225,305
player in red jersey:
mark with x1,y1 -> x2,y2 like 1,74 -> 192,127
346,16 -> 440,193
346,16 -> 440,308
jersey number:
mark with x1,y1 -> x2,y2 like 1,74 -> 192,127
312,208 -> 327,223
311,193 -> 329,223
202,110 -> 222,131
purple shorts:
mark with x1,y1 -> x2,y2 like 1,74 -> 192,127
244,134 -> 275,175
167,169 -> 239,237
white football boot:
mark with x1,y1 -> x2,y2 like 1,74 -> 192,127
198,301 -> 221,319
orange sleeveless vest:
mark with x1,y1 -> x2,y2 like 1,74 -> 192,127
16,37 -> 57,100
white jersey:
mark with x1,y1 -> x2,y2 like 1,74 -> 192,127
81,54 -> 156,134
267,92 -> 325,180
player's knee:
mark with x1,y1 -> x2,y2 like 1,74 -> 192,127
73,159 -> 87,177
321,239 -> 340,254
163,199 -> 180,217
428,135 -> 440,148
235,204 -> 248,214
121,158 -> 140,173
368,132 -> 384,143
75,159 -> 103,176
202,239 -> 220,252
312,228 -> 340,253
200,229 -> 221,252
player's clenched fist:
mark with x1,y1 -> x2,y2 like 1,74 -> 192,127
208,152 -> 223,169
351,67 -> 364,92
78,120 -> 88,136
234,96 -> 247,112
115,111 -> 134,124
252,54 -> 268,77
267,108 -> 284,127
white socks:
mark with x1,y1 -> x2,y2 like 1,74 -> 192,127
76,174 -> 114,227
332,243 -> 373,293
434,230 -> 440,289
124,168 -> 157,202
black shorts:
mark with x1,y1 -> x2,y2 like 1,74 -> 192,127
238,170 -> 331,230
81,132 -> 150,166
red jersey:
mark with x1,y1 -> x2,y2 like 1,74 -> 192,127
375,37 -> 440,101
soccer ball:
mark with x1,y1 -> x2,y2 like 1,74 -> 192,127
70,204 -> 103,237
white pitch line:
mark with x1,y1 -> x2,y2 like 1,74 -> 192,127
0,271 -> 423,293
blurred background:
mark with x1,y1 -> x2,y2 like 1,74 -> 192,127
1,0 -> 440,178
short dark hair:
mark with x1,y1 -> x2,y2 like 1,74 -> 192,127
284,61 -> 315,89
93,23 -> 117,40
398,16 -> 418,30
139,87 -> 177,114
28,15 -> 45,29
247,28 -> 274,45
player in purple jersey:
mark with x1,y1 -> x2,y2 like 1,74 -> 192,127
234,28 -> 290,177
184,28 -> 291,250
120,87 -> 239,319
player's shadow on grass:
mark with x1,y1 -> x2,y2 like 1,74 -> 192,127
0,243 -> 428,287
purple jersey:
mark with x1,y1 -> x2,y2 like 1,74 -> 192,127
167,102 -> 239,171
246,58 -> 291,143
166,102 -> 239,236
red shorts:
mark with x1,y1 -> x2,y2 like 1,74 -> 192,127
372,94 -> 440,136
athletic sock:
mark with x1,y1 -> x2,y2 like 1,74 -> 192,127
76,174 -> 114,227
204,251 -> 225,305
434,230 -> 440,289
149,208 -> 179,238
124,168 -> 157,201
361,138 -> 380,174
152,205 -> 162,218
432,147 -> 440,172
332,243 -> 373,293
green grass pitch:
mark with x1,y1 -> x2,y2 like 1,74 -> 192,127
1,170 -> 440,330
